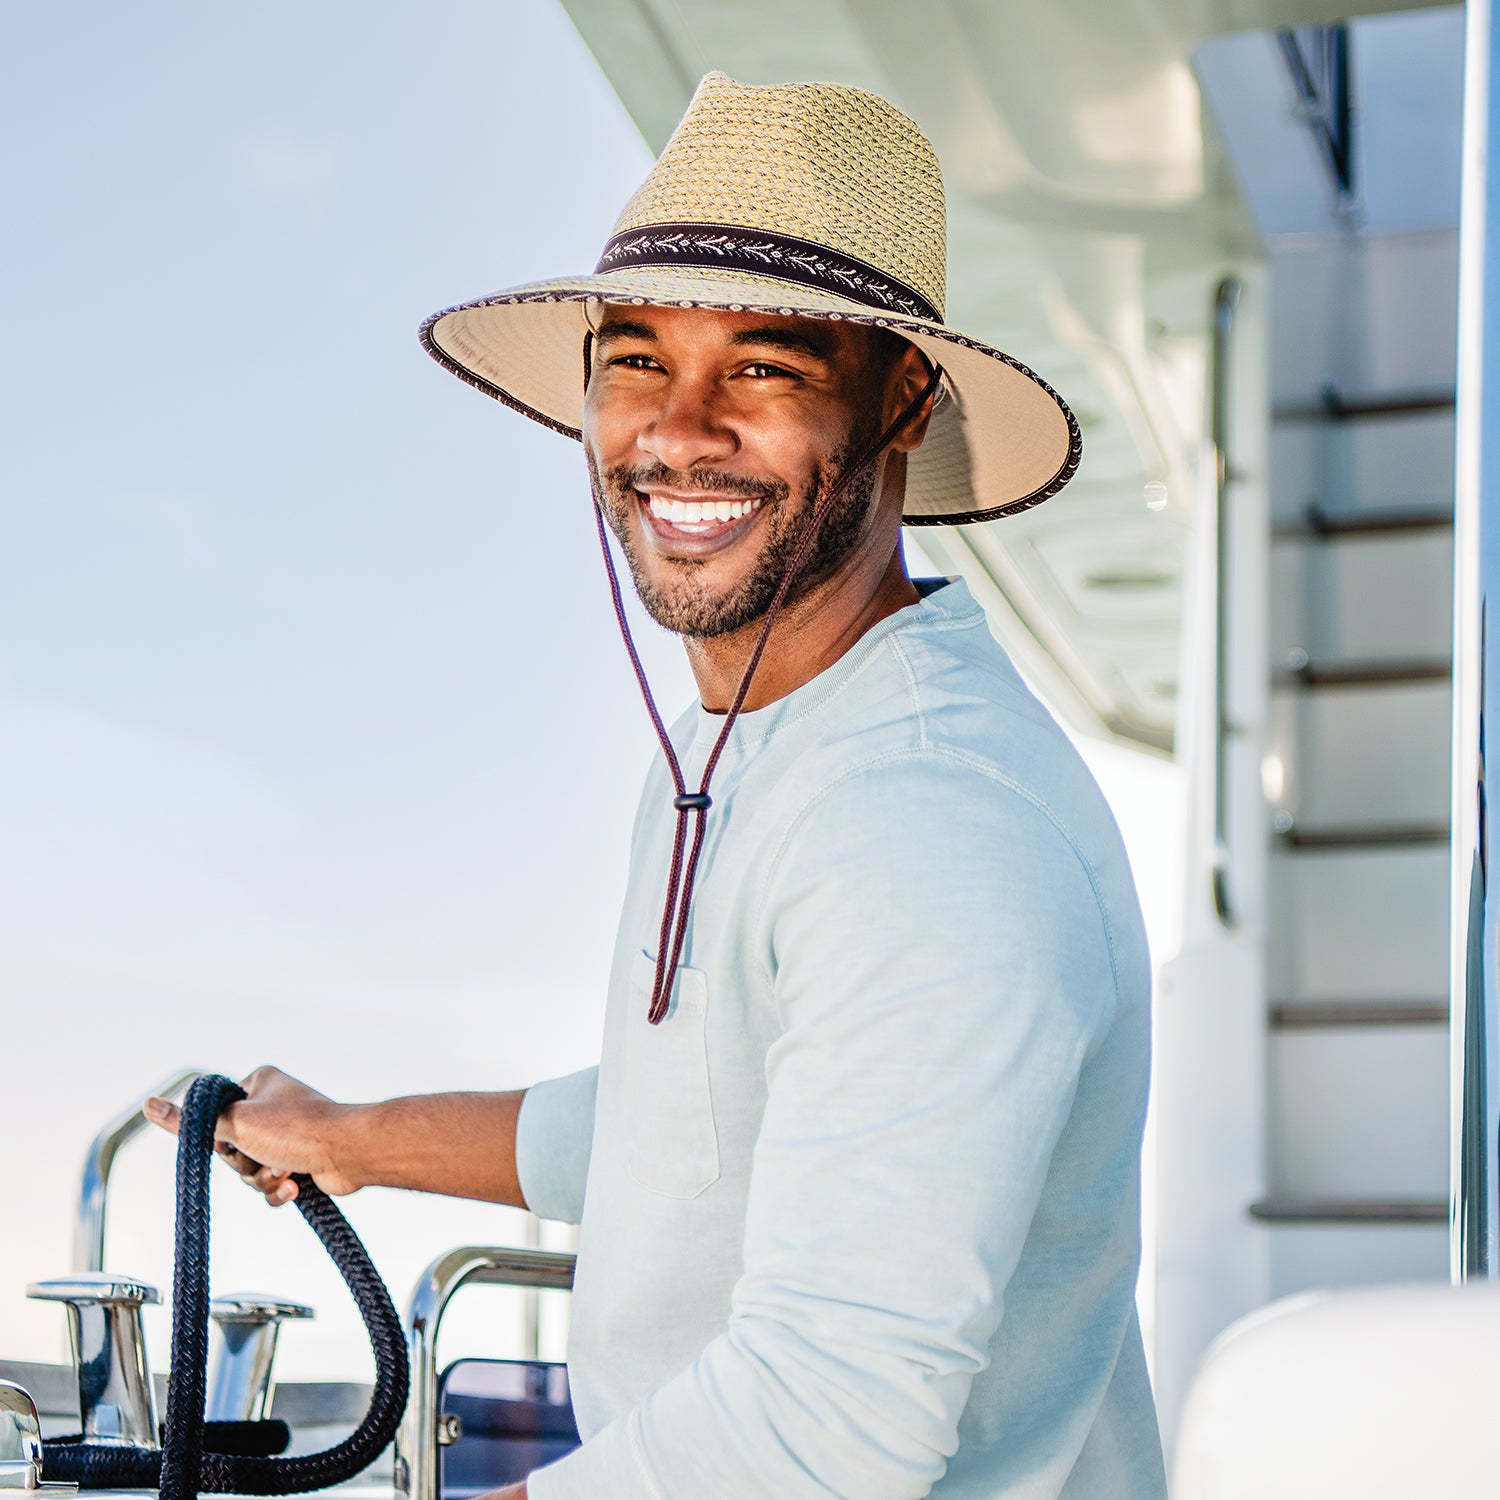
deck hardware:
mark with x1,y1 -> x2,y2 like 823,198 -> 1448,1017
25,1278 -> 160,1449
207,1296 -> 315,1423
0,1382 -> 45,1490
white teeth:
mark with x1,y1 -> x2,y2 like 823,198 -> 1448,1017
646,495 -> 764,524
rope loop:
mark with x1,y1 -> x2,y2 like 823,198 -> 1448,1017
43,1073 -> 409,1497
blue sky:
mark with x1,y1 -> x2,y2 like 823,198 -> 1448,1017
2,0 -> 700,1374
2,3 -> 1179,1377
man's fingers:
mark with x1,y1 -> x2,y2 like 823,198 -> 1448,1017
215,1139 -> 264,1176
149,1091 -> 300,1208
213,1141 -> 296,1205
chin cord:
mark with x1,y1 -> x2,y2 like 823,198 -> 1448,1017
588,360 -> 943,1024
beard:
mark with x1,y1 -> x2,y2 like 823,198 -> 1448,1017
587,419 -> 882,639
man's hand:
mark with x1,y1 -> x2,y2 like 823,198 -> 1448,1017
144,1066 -> 361,1207
479,1486 -> 527,1500
144,1070 -> 531,1209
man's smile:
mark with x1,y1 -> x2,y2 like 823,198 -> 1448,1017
636,486 -> 768,555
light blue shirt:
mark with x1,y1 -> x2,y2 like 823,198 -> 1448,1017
518,579 -> 1166,1498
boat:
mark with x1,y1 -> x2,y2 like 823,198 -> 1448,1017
6,0 -> 1499,1492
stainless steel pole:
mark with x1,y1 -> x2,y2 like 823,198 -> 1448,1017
1211,276 -> 1243,930
1452,0 -> 1500,1283
74,1071 -> 199,1272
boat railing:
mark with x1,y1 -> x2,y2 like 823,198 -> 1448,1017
394,1245 -> 576,1500
75,1069 -> 201,1273
1211,275 -> 1243,929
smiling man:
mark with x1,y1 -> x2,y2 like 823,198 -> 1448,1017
585,307 -> 928,706
148,74 -> 1166,1498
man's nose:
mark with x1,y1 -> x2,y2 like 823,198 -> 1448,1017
637,378 -> 738,472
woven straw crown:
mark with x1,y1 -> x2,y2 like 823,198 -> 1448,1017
420,73 -> 1080,525
611,72 -> 947,320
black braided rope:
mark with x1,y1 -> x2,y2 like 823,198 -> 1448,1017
48,1422 -> 292,1459
44,1074 -> 409,1496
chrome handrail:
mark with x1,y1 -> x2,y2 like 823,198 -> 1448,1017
394,1244 -> 576,1500
1211,276 -> 1243,928
1452,0 -> 1498,1283
75,1069 -> 201,1273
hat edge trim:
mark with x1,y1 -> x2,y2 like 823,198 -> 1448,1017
417,287 -> 1083,523
419,316 -> 584,442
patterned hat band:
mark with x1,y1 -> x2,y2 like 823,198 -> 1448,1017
594,221 -> 942,325
420,74 -> 1081,526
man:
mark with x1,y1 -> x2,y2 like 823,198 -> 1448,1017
148,73 -> 1166,1497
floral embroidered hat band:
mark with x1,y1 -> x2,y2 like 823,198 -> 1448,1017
419,71 -> 1081,525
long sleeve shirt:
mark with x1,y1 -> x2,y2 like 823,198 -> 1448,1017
515,579 -> 1167,1498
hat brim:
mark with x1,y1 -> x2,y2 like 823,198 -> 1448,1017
420,266 -> 1081,525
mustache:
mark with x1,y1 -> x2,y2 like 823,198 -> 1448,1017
607,461 -> 789,506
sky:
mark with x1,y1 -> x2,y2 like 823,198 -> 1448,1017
2,2 -> 1181,1381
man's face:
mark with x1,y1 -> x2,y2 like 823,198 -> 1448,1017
582,304 -> 907,639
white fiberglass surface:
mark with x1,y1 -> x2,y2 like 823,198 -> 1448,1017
1195,8 -> 1465,241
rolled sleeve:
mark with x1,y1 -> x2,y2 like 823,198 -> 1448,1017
531,753 -> 1124,1498
515,1066 -> 598,1225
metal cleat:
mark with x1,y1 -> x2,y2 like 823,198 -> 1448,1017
207,1295 -> 314,1422
0,1380 -> 75,1492
26,1276 -> 160,1448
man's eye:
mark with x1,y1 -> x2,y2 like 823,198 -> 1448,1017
741,362 -> 796,379
609,353 -> 661,371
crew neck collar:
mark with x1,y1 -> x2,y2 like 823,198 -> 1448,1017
690,576 -> 977,753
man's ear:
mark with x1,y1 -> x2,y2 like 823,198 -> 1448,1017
887,344 -> 939,454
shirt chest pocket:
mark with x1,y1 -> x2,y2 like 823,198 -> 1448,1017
625,951 -> 720,1199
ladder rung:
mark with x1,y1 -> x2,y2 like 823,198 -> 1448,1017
1273,388 -> 1456,422
1249,1198 -> 1445,1225
1272,503 -> 1454,541
1270,1001 -> 1449,1030
1274,659 -> 1451,689
1278,823 -> 1449,850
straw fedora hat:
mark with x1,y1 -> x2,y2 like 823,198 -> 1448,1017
420,72 -> 1080,525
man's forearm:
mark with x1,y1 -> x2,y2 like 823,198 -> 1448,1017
148,1072 -> 533,1209
341,1090 -> 529,1206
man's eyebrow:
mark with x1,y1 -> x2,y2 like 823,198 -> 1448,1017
591,318 -> 837,360
729,325 -> 835,360
593,319 -> 659,345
